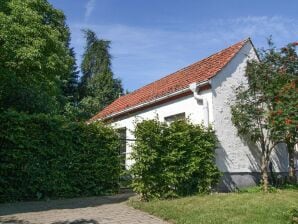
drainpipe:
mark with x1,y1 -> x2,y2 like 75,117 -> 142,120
189,81 -> 210,127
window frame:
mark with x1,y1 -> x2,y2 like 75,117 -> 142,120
164,112 -> 186,123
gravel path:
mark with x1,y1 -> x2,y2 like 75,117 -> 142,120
0,193 -> 167,224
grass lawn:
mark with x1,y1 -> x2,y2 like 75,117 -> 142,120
129,189 -> 298,224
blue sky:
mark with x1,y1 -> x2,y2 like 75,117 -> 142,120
49,0 -> 298,91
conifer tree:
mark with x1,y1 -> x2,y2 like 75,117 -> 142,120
77,29 -> 123,120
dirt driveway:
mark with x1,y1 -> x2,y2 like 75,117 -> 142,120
0,193 -> 167,224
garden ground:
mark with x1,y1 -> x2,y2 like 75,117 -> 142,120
129,189 -> 298,224
0,193 -> 167,224
1,189 -> 297,224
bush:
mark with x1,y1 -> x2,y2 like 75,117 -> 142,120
285,208 -> 298,224
291,208 -> 298,224
238,185 -> 277,193
130,119 -> 220,200
0,110 -> 120,202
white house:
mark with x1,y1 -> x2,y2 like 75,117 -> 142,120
90,38 -> 289,191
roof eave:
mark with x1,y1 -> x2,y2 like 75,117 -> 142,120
92,80 -> 211,122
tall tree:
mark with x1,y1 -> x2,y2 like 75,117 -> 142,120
78,29 -> 123,120
231,41 -> 298,192
63,47 -> 79,105
0,0 -> 74,114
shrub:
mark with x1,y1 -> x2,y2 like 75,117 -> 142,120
238,185 -> 277,193
130,119 -> 220,200
291,208 -> 298,224
0,110 -> 120,202
285,208 -> 298,224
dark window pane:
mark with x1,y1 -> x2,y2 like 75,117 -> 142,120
117,127 -> 127,170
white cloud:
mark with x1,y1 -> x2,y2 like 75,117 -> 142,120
69,16 -> 298,90
84,0 -> 95,22
207,16 -> 298,45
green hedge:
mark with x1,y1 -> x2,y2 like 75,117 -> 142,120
0,110 -> 120,202
130,119 -> 220,201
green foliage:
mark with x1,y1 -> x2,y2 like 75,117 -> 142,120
231,59 -> 280,144
279,183 -> 298,190
130,119 -> 220,201
0,0 -> 75,114
238,185 -> 277,193
76,29 -> 123,120
289,208 -> 298,224
232,41 -> 297,145
238,183 -> 298,194
0,110 -> 120,202
237,186 -> 264,193
0,0 -> 121,203
231,40 -> 298,191
265,43 -> 298,154
63,47 -> 79,105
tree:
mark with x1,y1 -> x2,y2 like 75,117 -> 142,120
77,29 -> 123,120
266,43 -> 298,179
0,0 -> 74,114
231,40 -> 298,192
63,47 -> 79,105
275,81 -> 298,179
62,46 -> 80,120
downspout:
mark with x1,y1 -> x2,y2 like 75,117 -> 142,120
189,81 -> 210,127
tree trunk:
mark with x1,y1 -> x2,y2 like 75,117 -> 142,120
261,152 -> 269,192
286,142 -> 296,183
289,151 -> 295,177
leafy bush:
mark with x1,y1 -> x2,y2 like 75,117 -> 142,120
291,208 -> 298,224
238,185 -> 277,193
130,119 -> 220,200
285,208 -> 298,224
237,186 -> 264,193
239,183 -> 298,194
0,110 -> 120,202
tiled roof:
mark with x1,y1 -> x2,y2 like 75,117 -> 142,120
90,38 -> 249,121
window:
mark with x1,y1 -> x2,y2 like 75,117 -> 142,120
117,127 -> 127,170
164,112 -> 186,123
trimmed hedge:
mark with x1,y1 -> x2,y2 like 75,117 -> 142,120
0,110 -> 120,202
130,119 -> 220,201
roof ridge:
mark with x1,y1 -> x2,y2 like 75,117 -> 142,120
164,38 -> 249,77
126,38 -> 249,96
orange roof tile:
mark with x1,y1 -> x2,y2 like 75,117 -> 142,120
90,38 -> 249,121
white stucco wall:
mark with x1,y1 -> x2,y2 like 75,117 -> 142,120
211,41 -> 288,173
110,89 -> 213,168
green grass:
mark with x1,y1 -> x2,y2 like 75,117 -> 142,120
129,189 -> 298,224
